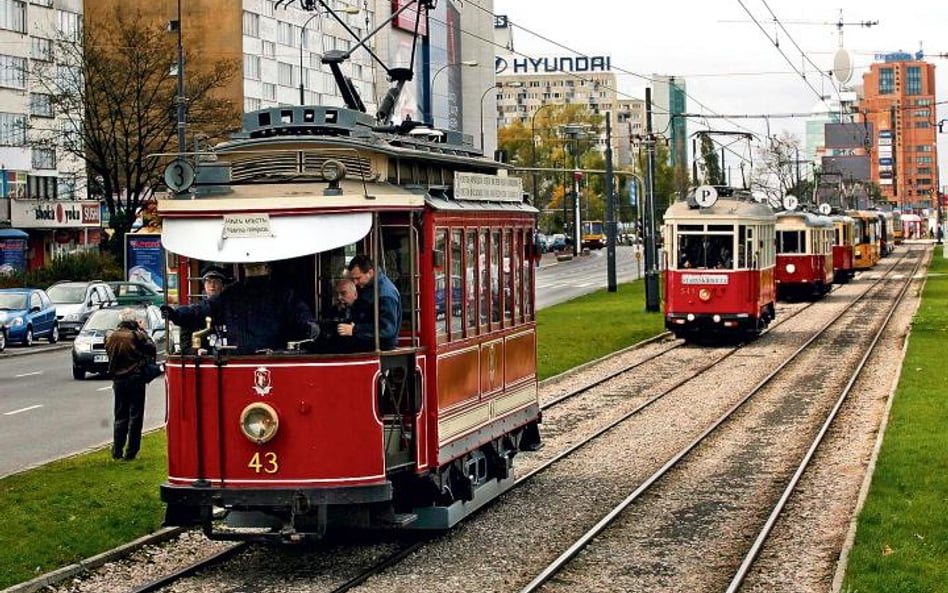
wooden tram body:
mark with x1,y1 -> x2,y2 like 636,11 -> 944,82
774,211 -> 834,299
830,214 -> 856,283
849,210 -> 881,270
663,188 -> 777,341
158,105 -> 541,542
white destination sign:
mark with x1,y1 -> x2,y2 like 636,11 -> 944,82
222,213 -> 272,238
454,173 -> 523,202
682,274 -> 729,285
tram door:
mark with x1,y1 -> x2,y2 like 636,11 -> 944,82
377,221 -> 421,472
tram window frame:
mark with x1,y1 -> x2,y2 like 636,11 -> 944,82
434,229 -> 448,339
450,229 -> 464,337
465,229 -> 477,334
520,228 -> 536,323
503,228 -> 514,322
490,230 -> 501,325
478,229 -> 489,330
778,230 -> 804,254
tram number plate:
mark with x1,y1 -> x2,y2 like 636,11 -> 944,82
248,451 -> 279,474
681,273 -> 728,285
94,354 -> 109,363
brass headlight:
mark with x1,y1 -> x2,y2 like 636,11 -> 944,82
698,288 -> 712,302
239,402 -> 279,444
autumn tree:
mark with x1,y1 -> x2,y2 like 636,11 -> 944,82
28,6 -> 239,259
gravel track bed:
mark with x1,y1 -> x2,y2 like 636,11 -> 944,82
535,258 -> 917,592
37,248 -> 925,593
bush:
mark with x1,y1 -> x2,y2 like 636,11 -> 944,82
0,250 -> 123,289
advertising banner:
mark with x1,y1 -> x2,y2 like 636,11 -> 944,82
0,238 -> 27,273
11,200 -> 101,228
124,233 -> 164,291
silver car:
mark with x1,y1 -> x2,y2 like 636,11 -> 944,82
71,304 -> 166,380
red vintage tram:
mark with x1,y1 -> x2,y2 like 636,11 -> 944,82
156,1 -> 540,540
663,186 -> 777,341
831,213 -> 856,283
774,210 -> 834,300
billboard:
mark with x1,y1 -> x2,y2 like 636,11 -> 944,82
822,155 -> 871,181
124,233 -> 164,292
824,122 -> 872,149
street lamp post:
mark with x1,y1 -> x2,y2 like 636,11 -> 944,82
299,7 -> 359,106
530,103 -> 556,204
479,83 -> 499,154
427,60 -> 477,126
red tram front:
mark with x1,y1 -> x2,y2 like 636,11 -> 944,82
663,187 -> 777,341
831,214 -> 855,283
158,105 -> 540,541
774,210 -> 834,300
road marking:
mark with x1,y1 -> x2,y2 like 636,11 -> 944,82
13,371 -> 42,378
575,282 -> 593,288
96,386 -> 112,392
4,405 -> 42,416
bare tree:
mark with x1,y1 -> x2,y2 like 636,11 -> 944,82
752,131 -> 804,207
28,6 -> 239,257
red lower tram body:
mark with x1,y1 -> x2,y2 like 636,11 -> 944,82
664,267 -> 777,339
775,253 -> 833,300
832,244 -> 855,283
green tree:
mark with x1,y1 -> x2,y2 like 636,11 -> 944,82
27,6 -> 239,260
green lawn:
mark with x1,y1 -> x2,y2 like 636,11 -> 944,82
841,247 -> 948,593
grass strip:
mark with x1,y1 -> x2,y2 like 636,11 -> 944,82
841,248 -> 948,593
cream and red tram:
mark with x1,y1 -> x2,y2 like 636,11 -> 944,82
663,186 -> 777,341
831,213 -> 856,283
774,210 -> 834,300
157,105 -> 541,541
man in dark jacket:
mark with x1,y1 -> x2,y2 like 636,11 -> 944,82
105,309 -> 157,461
163,262 -> 318,354
339,255 -> 402,350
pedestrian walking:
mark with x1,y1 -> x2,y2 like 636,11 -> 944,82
105,309 -> 157,461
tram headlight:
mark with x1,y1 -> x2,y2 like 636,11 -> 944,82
320,159 -> 347,182
239,402 -> 280,445
785,263 -> 796,274
698,288 -> 712,302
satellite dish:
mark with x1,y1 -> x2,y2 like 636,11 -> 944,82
783,194 -> 799,211
833,48 -> 853,85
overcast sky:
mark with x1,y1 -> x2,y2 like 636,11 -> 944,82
492,0 -> 948,183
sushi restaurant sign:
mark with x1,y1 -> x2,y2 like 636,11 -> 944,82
11,200 -> 102,228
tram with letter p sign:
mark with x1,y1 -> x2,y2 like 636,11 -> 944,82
663,185 -> 777,342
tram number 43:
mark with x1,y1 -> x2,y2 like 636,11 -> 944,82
248,451 -> 279,474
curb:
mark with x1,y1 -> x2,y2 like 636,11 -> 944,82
0,342 -> 71,359
0,527 -> 187,593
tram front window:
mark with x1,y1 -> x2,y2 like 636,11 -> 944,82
678,235 -> 734,269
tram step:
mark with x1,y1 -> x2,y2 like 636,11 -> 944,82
388,512 -> 418,527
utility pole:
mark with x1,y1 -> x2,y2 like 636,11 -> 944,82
644,88 -> 660,312
605,113 -> 617,292
174,0 -> 186,155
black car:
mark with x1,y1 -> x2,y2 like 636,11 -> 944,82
71,304 -> 166,380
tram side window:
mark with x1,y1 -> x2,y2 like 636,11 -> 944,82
503,229 -> 514,321
479,229 -> 489,327
465,230 -> 477,333
380,228 -> 413,335
522,228 -> 534,320
450,230 -> 463,336
490,230 -> 501,324
434,230 -> 447,338
741,226 -> 756,268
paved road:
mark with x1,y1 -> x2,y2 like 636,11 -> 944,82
0,345 -> 166,477
536,244 -> 644,309
0,247 -> 644,477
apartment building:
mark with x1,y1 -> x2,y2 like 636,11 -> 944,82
0,0 -> 96,270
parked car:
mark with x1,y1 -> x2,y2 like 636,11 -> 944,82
0,288 -> 59,347
46,281 -> 118,338
107,281 -> 165,306
550,233 -> 567,251
71,304 -> 167,380
535,233 -> 550,253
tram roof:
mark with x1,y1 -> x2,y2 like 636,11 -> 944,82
664,198 -> 775,222
775,210 -> 834,228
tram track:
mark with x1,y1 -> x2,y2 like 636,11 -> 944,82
56,252 -> 919,593
517,250 -> 923,592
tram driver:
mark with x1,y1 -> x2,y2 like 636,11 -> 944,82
162,261 -> 319,354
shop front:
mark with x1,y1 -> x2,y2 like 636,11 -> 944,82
10,200 -> 103,270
